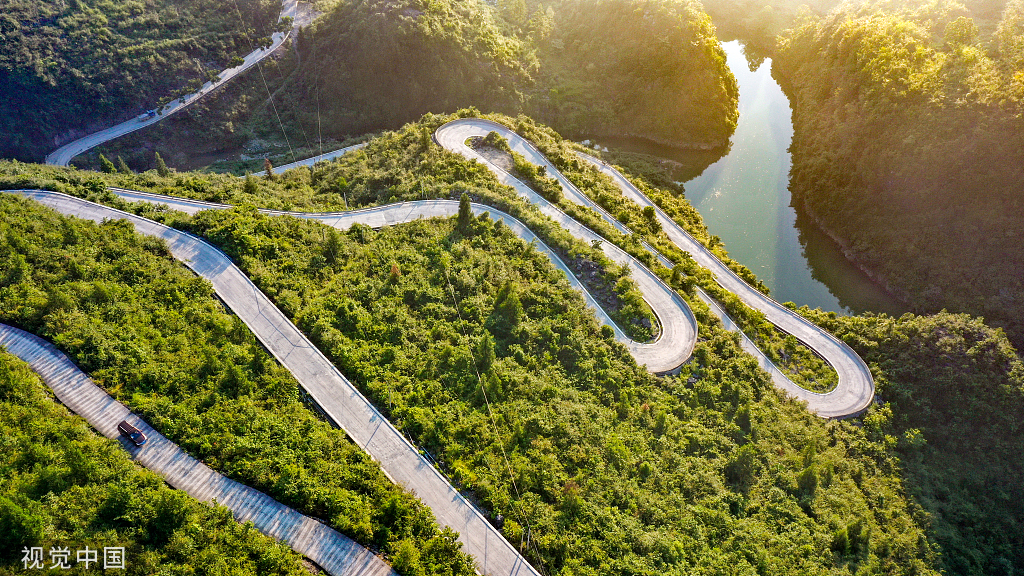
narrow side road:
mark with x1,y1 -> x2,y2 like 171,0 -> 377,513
45,0 -> 311,167
0,323 -> 396,576
272,143 -> 367,174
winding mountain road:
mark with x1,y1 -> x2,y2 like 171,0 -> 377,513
433,118 -> 874,418
272,142 -> 368,174
4,189 -> 540,576
0,323 -> 395,576
434,123 -> 697,372
110,187 -> 641,347
117,115 -> 873,416
7,113 -> 874,576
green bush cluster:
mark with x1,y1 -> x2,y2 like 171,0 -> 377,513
0,350 -> 311,574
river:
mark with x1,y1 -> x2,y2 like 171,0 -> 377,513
597,41 -> 907,316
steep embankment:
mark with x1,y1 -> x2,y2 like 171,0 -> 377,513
0,0 -> 281,162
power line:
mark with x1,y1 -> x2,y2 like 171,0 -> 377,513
228,0 -> 296,163
250,0 -> 317,161
442,260 -> 549,576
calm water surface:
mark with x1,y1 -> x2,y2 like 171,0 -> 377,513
599,41 -> 907,315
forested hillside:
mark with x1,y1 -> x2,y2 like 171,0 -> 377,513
4,109 -> 1023,573
0,350 -> 313,574
0,0 -> 281,162
290,0 -> 530,139
285,0 -> 736,149
72,0 -> 738,173
0,196 -> 476,575
772,0 -> 1024,347
522,0 -> 738,146
799,308 -> 1024,576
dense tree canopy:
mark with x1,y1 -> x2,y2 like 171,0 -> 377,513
529,0 -> 738,146
291,0 -> 532,139
773,0 -> 1024,349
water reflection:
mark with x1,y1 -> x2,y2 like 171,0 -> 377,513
592,41 -> 907,315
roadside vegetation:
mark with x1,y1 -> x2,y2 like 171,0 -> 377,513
468,125 -> 837,393
0,195 -> 476,576
0,110 -> 846,388
0,0 -> 283,162
0,350 -> 313,575
3,107 -> 1023,573
2,163 -> 939,576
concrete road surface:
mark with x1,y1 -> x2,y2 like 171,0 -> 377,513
5,190 -> 542,576
0,323 -> 396,576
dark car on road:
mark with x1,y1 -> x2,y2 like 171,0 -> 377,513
118,419 -> 148,446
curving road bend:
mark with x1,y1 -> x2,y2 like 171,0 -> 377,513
433,119 -> 873,418
0,323 -> 395,576
434,121 -> 697,373
576,153 -> 875,418
45,0 -> 310,167
4,189 -> 540,576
